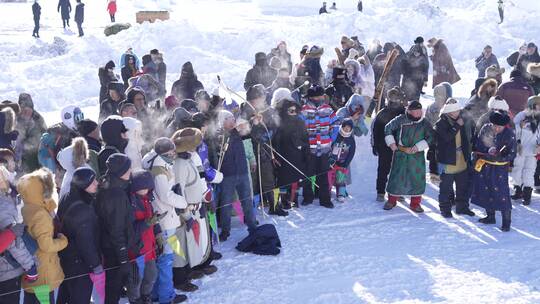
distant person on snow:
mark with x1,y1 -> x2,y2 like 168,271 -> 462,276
57,0 -> 72,29
357,0 -> 363,12
319,2 -> 328,14
107,0 -> 117,23
498,0 -> 504,24
475,45 -> 500,78
329,2 -> 337,10
32,0 -> 41,38
74,0 -> 85,37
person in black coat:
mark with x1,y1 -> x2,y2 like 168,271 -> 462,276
326,67 -> 354,111
170,61 -> 204,101
56,168 -> 103,304
273,98 -> 309,209
121,54 -> 139,89
244,52 -> 277,90
99,81 -> 125,122
401,44 -> 429,101
95,153 -> 139,304
98,60 -> 117,103
74,0 -> 84,37
32,0 -> 41,38
319,2 -> 328,14
98,116 -> 129,175
516,43 -> 540,82
371,87 -> 405,201
357,0 -> 363,12
434,99 -> 476,218
57,0 -> 72,28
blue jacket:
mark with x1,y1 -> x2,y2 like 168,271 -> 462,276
210,129 -> 248,177
336,94 -> 369,137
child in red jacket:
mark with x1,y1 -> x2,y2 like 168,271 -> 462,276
107,0 -> 117,22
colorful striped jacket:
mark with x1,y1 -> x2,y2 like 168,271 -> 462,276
301,100 -> 339,156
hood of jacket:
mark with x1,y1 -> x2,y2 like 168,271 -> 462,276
344,94 -> 369,117
17,168 -> 57,211
0,107 -> 15,135
433,82 -> 453,103
57,137 -> 89,172
61,105 -> 84,131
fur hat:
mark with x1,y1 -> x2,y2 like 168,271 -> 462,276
305,85 -> 325,98
414,36 -> 424,44
271,88 -> 292,109
527,63 -> 540,78
306,45 -> 324,58
246,84 -> 266,101
106,153 -> 131,177
191,112 -> 208,130
180,99 -> 198,113
527,95 -> 540,110
477,78 -> 498,98
154,137 -> 175,155
489,110 -> 510,126
71,167 -> 96,190
488,96 -> 509,111
217,110 -> 234,128
486,65 -> 505,79
427,37 -> 439,48
407,100 -> 422,110
439,98 -> 461,116
341,36 -> 355,49
387,86 -> 404,102
130,170 -> 155,192
171,128 -> 202,153
18,93 -> 34,109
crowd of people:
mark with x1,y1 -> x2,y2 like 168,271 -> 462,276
0,33 -> 539,304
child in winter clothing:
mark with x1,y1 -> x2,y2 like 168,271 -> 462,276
107,0 -> 116,22
511,96 -> 540,205
0,153 -> 37,304
142,138 -> 188,303
127,170 -> 159,304
330,119 -> 356,202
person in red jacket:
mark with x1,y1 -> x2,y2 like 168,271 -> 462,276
107,0 -> 117,22
127,170 -> 159,304
498,69 -> 534,117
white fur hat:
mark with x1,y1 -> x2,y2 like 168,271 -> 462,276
487,96 -> 509,111
439,98 -> 462,116
271,88 -> 292,109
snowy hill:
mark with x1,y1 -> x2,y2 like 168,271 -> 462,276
2,0 -> 540,303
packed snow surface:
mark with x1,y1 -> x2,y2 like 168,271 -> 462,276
1,0 -> 540,303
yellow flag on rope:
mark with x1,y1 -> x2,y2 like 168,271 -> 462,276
273,188 -> 280,209
167,235 -> 186,259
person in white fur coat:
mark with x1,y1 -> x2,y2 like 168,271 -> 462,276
122,116 -> 144,170
511,95 -> 540,205
56,137 -> 90,199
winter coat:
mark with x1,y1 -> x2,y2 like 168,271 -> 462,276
18,169 -> 68,292
336,94 -> 369,137
475,54 -> 499,78
513,111 -> 540,157
236,224 -> 281,256
107,1 -> 117,15
98,117 -> 128,174
327,80 -> 354,110
126,74 -> 163,104
401,48 -> 429,101
121,65 -> 139,89
0,108 -> 18,151
295,57 -> 324,86
56,138 -> 89,199
301,99 -> 340,156
516,52 -> 540,80
99,98 -> 122,123
98,61 -> 117,103
95,174 -> 139,264
330,130 -> 356,168
74,3 -> 84,24
272,100 -> 309,187
57,186 -> 101,277
267,48 -> 292,73
471,125 -> 516,211
463,95 -> 490,123
208,129 -> 249,177
122,117 -> 143,170
38,122 -> 79,173
429,39 -> 460,88
57,0 -> 71,20
0,192 -> 34,282
244,64 -> 277,90
497,75 -> 534,117
128,192 -> 156,262
171,62 -> 204,101
434,114 -> 474,167
506,51 -> 521,68
16,110 -> 47,173
424,82 -> 452,127
32,2 -> 41,20
357,61 -> 376,98
172,152 -> 210,268
371,104 -> 405,155
142,150 -> 187,231
384,114 -> 434,196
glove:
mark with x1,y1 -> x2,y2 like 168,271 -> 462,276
24,264 -> 38,283
372,146 -> 378,156
10,223 -> 25,237
185,218 -> 194,232
171,184 -> 182,196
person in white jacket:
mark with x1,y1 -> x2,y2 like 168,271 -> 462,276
56,137 -> 89,199
511,96 -> 540,205
123,117 -> 144,170
141,137 -> 190,301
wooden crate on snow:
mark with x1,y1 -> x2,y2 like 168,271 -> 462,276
136,11 -> 170,24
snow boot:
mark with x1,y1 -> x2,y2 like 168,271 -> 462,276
511,185 -> 523,200
201,265 -> 218,275
523,187 -> 532,206
141,295 -> 152,304
187,270 -> 204,280
269,202 -> 289,216
410,197 -> 424,213
383,201 -> 396,210
219,231 -> 230,242
410,205 -> 424,213
441,210 -> 453,218
456,208 -> 475,217
501,210 -> 511,232
478,211 -> 496,224
301,200 -> 313,206
376,193 -> 385,202
281,193 -> 292,210
170,294 -> 188,303
210,249 -> 222,260
337,196 -> 346,203
320,201 -> 335,209
175,282 -> 198,293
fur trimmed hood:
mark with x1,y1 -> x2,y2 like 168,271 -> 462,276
17,168 -> 56,209
477,78 -> 498,99
0,107 -> 15,134
172,128 -> 202,153
57,137 -> 89,172
528,63 -> 540,78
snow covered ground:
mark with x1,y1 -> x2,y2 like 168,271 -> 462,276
2,0 -> 540,303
